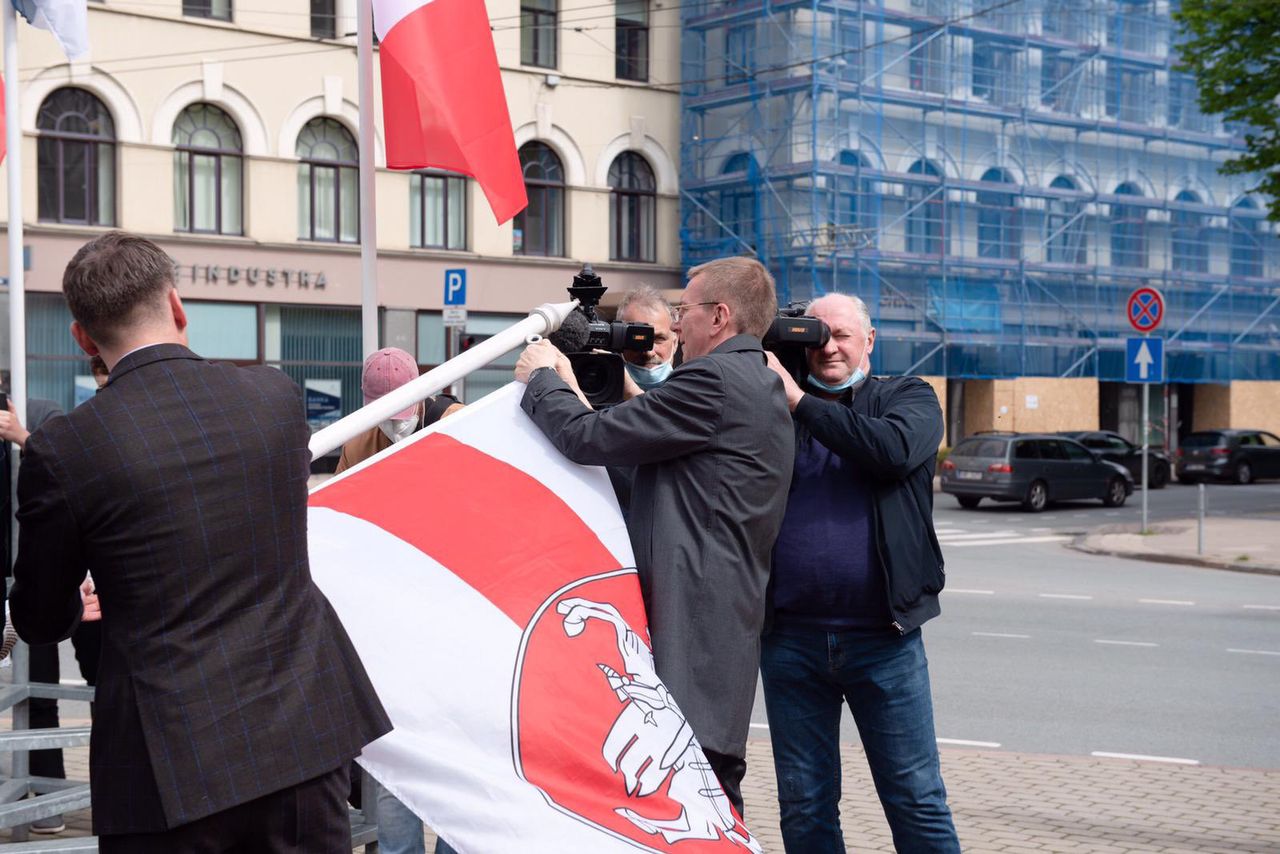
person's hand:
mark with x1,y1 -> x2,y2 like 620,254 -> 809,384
80,577 -> 102,623
622,368 -> 644,401
0,398 -> 31,448
515,341 -> 562,383
765,351 -> 805,412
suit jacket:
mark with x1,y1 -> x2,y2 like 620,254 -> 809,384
522,334 -> 793,757
9,344 -> 392,834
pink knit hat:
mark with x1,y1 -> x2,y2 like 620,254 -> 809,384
362,347 -> 419,420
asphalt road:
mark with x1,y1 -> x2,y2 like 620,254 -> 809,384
748,481 -> 1280,770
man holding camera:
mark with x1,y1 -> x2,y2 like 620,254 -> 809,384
617,285 -> 677,390
761,293 -> 959,853
515,256 -> 793,815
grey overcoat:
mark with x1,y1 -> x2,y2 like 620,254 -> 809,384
521,334 -> 793,757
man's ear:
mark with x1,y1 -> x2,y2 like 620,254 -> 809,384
169,289 -> 188,333
70,321 -> 100,357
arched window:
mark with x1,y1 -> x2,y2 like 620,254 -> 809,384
1170,190 -> 1206,274
906,159 -> 945,255
832,150 -> 875,247
514,142 -> 564,256
608,151 -> 655,262
173,104 -> 243,235
1230,197 -> 1263,278
1110,182 -> 1147,268
297,118 -> 358,243
37,88 -> 116,226
719,152 -> 755,251
976,167 -> 1019,259
1046,175 -> 1086,264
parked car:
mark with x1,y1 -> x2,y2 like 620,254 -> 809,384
940,433 -> 1135,512
1057,430 -> 1172,489
1175,429 -> 1280,485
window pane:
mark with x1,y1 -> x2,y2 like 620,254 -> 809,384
62,140 -> 89,222
96,142 -> 115,225
547,187 -> 563,256
38,137 -> 59,221
192,153 -> 218,231
410,175 -> 423,247
185,302 -> 259,360
314,165 -> 337,240
339,167 -> 359,242
425,176 -> 444,246
447,178 -> 466,248
221,155 -> 242,234
174,152 -> 190,231
417,312 -> 446,364
297,163 -> 311,239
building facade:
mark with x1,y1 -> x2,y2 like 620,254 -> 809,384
1,0 -> 683,441
679,0 -> 1280,446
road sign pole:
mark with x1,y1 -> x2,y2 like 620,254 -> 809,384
1141,364 -> 1149,534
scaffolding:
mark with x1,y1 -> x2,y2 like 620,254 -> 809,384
679,0 -> 1280,386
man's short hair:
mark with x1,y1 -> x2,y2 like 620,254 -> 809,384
62,232 -> 176,348
808,293 -> 873,337
617,284 -> 671,320
686,256 -> 777,339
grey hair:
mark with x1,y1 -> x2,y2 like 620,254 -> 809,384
807,293 -> 873,336
617,284 -> 672,319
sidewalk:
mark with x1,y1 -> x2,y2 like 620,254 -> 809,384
1073,516 -> 1280,575
9,737 -> 1280,852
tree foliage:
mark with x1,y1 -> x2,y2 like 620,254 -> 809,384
1173,0 -> 1280,220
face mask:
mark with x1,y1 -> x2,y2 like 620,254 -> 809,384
379,417 -> 417,444
808,366 -> 866,394
626,360 -> 674,390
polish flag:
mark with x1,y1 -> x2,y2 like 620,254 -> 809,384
374,0 -> 527,224
309,384 -> 761,853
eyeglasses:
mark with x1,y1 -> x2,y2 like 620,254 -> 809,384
671,301 -> 719,321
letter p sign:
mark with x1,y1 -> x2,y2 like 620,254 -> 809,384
444,269 -> 467,306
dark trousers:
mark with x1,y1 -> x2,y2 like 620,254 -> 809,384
27,623 -> 102,780
705,749 -> 747,819
98,765 -> 351,854
761,626 -> 959,854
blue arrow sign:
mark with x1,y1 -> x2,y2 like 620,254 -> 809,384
1126,337 -> 1164,384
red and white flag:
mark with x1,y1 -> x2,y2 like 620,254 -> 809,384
373,0 -> 526,223
309,384 -> 761,853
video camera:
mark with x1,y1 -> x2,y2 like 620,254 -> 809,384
547,264 -> 655,407
763,302 -> 830,384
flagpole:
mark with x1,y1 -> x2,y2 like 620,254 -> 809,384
357,0 -> 378,357
5,4 -> 26,427
309,300 -> 578,460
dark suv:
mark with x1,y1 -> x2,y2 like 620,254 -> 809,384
941,433 -> 1134,512
1057,430 -> 1172,489
1176,429 -> 1280,484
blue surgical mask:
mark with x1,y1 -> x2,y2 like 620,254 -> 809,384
626,360 -> 674,390
808,367 -> 866,394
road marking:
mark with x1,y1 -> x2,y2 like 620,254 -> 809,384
938,738 -> 1001,748
1227,648 -> 1280,657
1030,527 -> 1053,533
1095,639 -> 1158,647
972,632 -> 1030,639
1105,511 -> 1120,517
1091,752 -> 1199,765
1039,593 -> 1093,600
946,588 -> 995,595
749,722 -> 770,730
946,535 -> 1070,548
1243,605 -> 1280,611
1139,598 -> 1195,606
936,530 -> 1019,540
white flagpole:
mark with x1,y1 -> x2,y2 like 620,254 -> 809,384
308,300 -> 577,460
5,4 -> 26,428
357,0 -> 378,357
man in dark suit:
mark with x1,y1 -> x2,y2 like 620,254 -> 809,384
9,231 -> 392,852
514,256 -> 794,816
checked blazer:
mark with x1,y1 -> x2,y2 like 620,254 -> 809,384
9,344 -> 391,835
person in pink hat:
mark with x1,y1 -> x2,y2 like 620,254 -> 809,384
335,347 -> 462,474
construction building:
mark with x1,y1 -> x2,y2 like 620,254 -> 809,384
678,0 -> 1280,445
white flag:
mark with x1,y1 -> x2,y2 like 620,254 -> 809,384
12,0 -> 90,61
308,384 -> 762,853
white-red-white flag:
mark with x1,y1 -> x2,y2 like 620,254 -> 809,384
373,0 -> 526,224
308,384 -> 761,853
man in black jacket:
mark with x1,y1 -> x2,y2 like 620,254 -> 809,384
762,293 -> 959,853
9,231 -> 392,852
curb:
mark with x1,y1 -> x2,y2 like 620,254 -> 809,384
1068,535 -> 1280,577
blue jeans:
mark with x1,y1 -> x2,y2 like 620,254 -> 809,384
374,780 -> 425,854
760,626 -> 960,854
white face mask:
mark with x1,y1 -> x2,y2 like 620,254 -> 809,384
379,417 -> 417,444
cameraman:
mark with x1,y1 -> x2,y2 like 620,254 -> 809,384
617,285 -> 676,390
761,294 -> 958,853
515,257 -> 793,816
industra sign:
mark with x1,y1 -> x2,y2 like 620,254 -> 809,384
171,262 -> 328,290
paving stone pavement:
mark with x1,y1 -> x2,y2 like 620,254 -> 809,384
7,734 -> 1279,852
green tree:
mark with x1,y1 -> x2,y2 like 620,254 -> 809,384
1173,0 -> 1280,220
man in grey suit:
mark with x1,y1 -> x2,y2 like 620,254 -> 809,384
515,256 -> 793,815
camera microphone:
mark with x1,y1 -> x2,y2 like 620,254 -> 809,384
547,308 -> 590,353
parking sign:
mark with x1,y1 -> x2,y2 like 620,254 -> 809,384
444,269 -> 467,306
